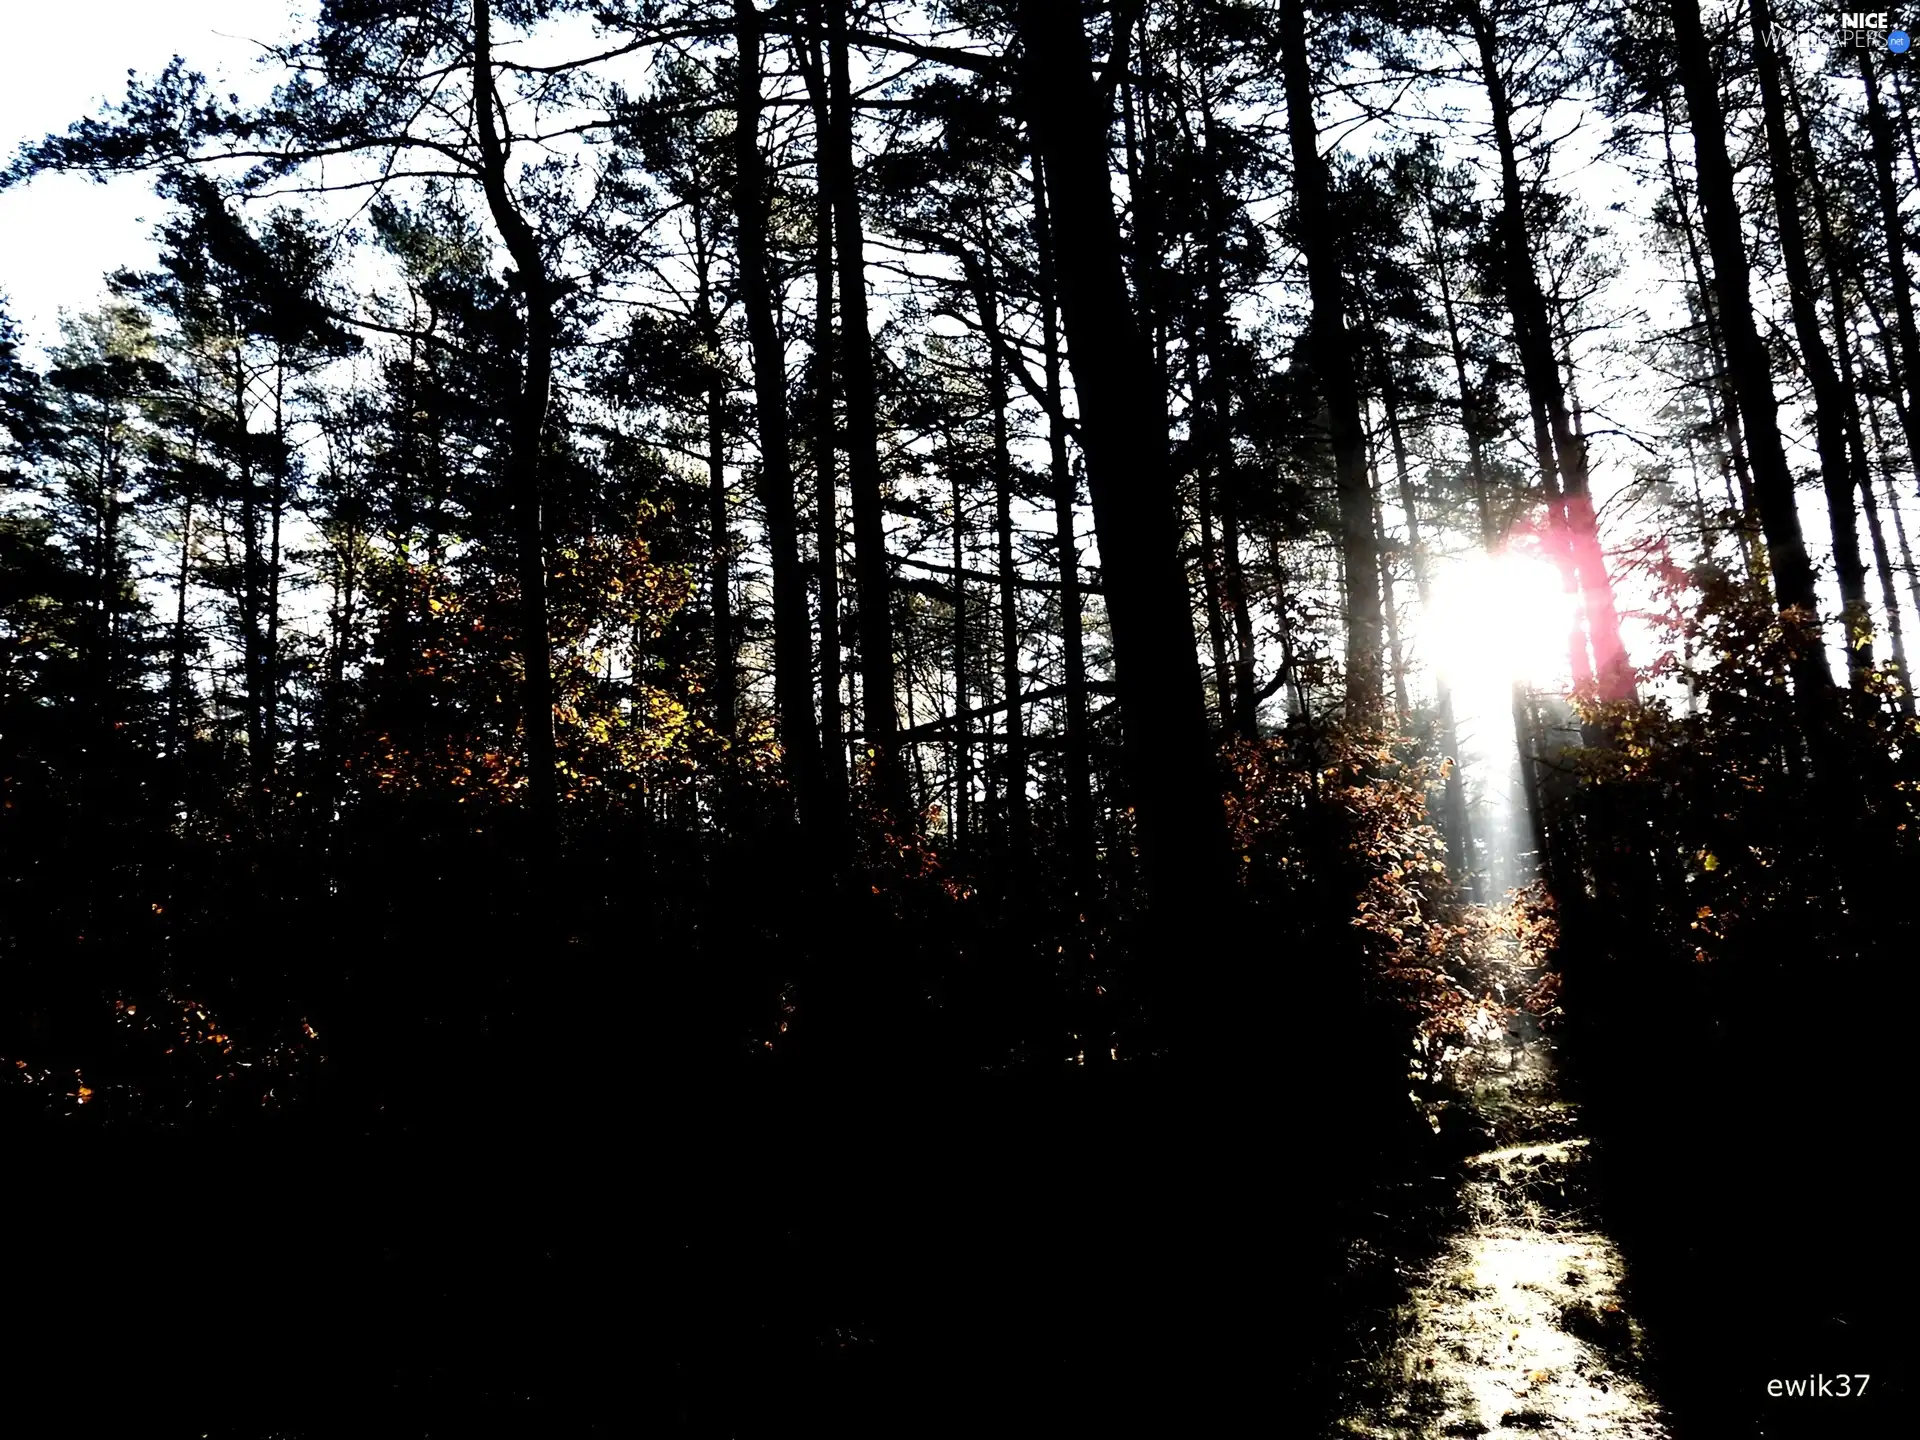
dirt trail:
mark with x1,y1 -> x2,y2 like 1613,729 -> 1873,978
1330,936 -> 1670,1439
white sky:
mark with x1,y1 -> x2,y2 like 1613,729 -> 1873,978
0,1 -> 301,351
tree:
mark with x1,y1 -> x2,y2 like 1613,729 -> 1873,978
1013,0 -> 1232,950
825,3 -> 910,825
1668,0 -> 1834,721
732,0 -> 826,833
1278,0 -> 1385,717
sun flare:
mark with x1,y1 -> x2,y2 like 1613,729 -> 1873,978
1419,550 -> 1577,699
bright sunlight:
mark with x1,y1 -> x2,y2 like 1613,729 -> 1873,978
1418,550 -> 1578,703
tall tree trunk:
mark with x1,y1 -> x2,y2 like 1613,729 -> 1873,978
168,472 -> 195,765
1192,384 -> 1236,731
1031,155 -> 1095,903
1893,66 -> 1920,186
1865,283 -> 1920,480
692,218 -> 738,750
1424,201 -> 1493,547
732,0 -> 825,831
1121,11 -> 1169,395
473,0 -> 559,867
1512,687 -> 1551,886
1848,372 -> 1915,714
424,309 -> 450,572
902,639 -> 927,812
1672,0 -> 1861,894
1469,0 -> 1634,704
1278,0 -> 1384,717
1195,99 -> 1261,737
1189,310 -> 1232,729
1369,426 -> 1412,724
264,361 -> 286,834
800,9 -> 847,815
328,505 -> 353,701
1795,80 -> 1911,710
1682,280 -> 1762,576
705,360 -> 736,747
1266,536 -> 1312,724
324,444 -> 359,833
1865,388 -> 1920,641
974,251 -> 1029,869
1015,0 -> 1231,940
950,445 -> 971,850
234,342 -> 269,835
825,5 -> 908,822
93,426 -> 119,729
1659,93 -> 1762,577
1857,456 -> 1910,711
1751,0 -> 1872,682
1669,0 -> 1833,710
1863,52 -> 1920,476
1220,494 -> 1259,736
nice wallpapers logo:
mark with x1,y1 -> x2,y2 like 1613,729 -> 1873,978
1833,10 -> 1910,49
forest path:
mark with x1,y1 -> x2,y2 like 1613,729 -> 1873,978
1328,928 -> 1671,1439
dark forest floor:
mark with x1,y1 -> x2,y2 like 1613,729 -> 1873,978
4,909 -> 1901,1437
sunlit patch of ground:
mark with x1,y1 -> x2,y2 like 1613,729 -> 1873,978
1332,951 -> 1669,1438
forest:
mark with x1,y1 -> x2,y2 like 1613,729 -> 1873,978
0,1 -> 1908,1435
